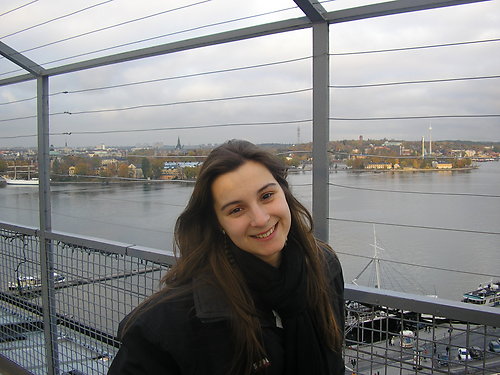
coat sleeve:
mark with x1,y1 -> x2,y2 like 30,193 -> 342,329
107,320 -> 182,375
328,250 -> 345,335
321,245 -> 346,375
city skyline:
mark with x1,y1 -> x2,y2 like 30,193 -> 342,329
1,0 -> 499,148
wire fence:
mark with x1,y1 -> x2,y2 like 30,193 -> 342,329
0,223 -> 171,374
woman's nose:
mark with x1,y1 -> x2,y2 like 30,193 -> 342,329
249,205 -> 270,227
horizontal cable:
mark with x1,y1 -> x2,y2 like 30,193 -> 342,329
0,0 -> 38,17
0,88 -> 311,122
335,251 -> 499,279
62,56 -> 311,94
0,0 -> 114,39
328,217 -> 500,235
329,114 -> 500,121
0,114 -> 38,122
329,74 -> 500,88
0,56 -> 310,105
330,37 -> 500,56
0,96 -> 37,106
9,0 -> 212,56
0,134 -> 36,139
56,88 -> 312,116
328,182 -> 500,198
292,182 -> 499,199
10,102 -> 496,124
0,119 -> 311,139
54,119 -> 311,135
0,204 -> 175,236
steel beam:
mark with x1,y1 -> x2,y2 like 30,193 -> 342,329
0,41 -> 44,76
325,0 -> 489,24
293,0 -> 327,22
43,17 -> 311,78
37,75 -> 60,375
345,284 -> 500,326
312,22 -> 330,242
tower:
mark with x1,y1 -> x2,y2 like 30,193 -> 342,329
297,126 -> 301,145
429,124 -> 432,155
175,137 -> 182,150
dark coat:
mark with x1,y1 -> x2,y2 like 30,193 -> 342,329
107,248 -> 344,375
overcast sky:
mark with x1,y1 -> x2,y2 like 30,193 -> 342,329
0,0 -> 499,148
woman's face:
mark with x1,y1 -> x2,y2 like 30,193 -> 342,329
212,160 -> 291,267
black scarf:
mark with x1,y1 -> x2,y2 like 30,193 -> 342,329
230,239 -> 330,375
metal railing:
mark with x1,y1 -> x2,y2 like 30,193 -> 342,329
1,220 -> 499,375
1,1 -> 497,374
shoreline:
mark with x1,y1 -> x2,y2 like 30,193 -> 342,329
0,166 -> 479,185
347,167 -> 476,173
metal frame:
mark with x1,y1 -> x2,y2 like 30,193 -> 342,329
0,3 -> 496,372
0,0 -> 488,240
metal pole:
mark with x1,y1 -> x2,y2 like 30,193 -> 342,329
312,21 -> 330,242
37,75 -> 60,375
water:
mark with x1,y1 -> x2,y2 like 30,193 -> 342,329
1,162 -> 499,302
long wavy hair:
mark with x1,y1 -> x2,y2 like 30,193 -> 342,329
127,139 -> 341,374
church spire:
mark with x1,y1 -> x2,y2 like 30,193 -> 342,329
175,137 -> 182,150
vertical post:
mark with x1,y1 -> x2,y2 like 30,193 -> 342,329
37,75 -> 60,375
312,21 -> 330,242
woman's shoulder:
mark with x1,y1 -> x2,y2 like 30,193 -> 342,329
118,288 -> 196,346
317,240 -> 342,273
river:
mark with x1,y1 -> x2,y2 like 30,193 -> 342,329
0,162 -> 498,302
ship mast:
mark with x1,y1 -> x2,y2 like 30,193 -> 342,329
373,226 -> 382,289
351,225 -> 383,289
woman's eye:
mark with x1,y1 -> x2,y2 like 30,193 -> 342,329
229,207 -> 242,215
262,192 -> 274,200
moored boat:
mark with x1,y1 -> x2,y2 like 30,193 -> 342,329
8,273 -> 65,291
5,178 -> 39,185
462,281 -> 500,307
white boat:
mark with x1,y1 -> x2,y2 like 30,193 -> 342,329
462,281 -> 500,307
8,273 -> 65,291
5,178 -> 39,185
4,165 -> 39,185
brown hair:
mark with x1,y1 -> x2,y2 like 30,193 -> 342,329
127,140 -> 341,374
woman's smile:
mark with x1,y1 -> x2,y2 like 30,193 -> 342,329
252,223 -> 277,239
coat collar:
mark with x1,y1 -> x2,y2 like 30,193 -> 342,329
193,277 -> 231,322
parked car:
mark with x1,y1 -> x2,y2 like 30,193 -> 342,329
488,340 -> 500,353
457,348 -> 472,361
468,346 -> 483,360
437,352 -> 450,367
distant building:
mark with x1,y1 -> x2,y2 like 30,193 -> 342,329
163,161 -> 200,169
128,164 -> 144,179
432,161 -> 452,169
383,141 -> 402,147
366,162 -> 392,170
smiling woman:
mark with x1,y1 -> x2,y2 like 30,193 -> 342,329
107,139 -> 345,375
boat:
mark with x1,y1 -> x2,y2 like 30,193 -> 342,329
8,273 -> 65,291
5,178 -> 39,185
462,281 -> 500,307
3,165 -> 39,185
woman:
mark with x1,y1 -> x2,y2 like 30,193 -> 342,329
108,139 -> 345,375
